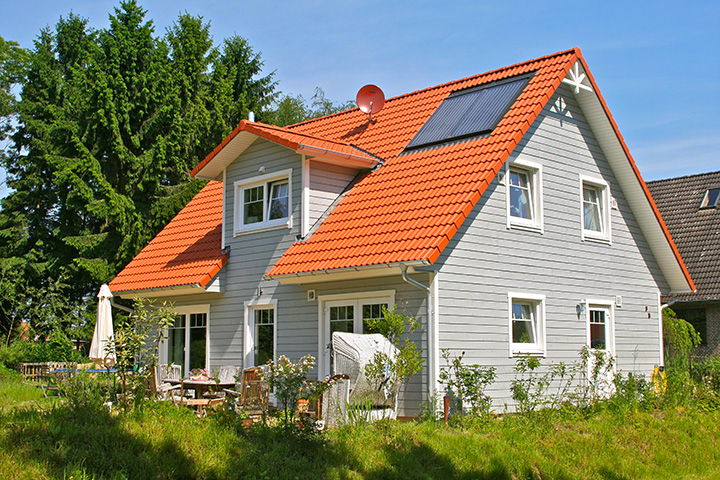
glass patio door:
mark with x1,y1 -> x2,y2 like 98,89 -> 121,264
323,297 -> 391,376
166,312 -> 207,375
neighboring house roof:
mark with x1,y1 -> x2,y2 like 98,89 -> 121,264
647,171 -> 720,302
110,48 -> 695,295
109,181 -> 227,295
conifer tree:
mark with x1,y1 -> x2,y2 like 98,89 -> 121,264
0,1 -> 276,337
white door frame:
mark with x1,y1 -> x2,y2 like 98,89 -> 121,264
159,304 -> 210,376
317,290 -> 394,378
244,298 -> 278,369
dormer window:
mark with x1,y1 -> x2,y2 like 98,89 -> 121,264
700,188 -> 720,209
234,169 -> 292,234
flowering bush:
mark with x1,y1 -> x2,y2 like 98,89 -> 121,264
261,355 -> 314,424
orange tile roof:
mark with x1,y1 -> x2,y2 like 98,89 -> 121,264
110,48 -> 693,293
191,120 -> 379,178
109,181 -> 227,294
265,50 -> 578,276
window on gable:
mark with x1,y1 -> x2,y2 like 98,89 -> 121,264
700,188 -> 720,209
580,176 -> 611,242
406,74 -> 532,150
506,160 -> 542,232
508,293 -> 545,355
509,170 -> 533,220
235,169 -> 292,234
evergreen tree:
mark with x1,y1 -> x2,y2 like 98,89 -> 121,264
0,1 -> 276,338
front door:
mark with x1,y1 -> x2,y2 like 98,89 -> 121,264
587,304 -> 614,394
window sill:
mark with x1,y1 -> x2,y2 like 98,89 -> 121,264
581,232 -> 611,245
234,220 -> 291,237
510,347 -> 545,357
508,222 -> 543,234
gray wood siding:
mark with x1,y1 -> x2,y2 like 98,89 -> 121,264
435,85 -> 669,410
308,161 -> 358,227
302,274 -> 429,417
145,139 -> 428,416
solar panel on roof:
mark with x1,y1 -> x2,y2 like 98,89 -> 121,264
406,75 -> 532,150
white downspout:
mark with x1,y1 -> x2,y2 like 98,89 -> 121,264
658,294 -> 677,367
400,264 -> 437,405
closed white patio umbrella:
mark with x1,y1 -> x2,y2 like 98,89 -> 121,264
89,284 -> 116,368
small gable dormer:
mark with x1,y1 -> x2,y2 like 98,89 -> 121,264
191,120 -> 381,243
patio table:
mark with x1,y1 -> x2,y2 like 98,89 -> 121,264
167,378 -> 235,399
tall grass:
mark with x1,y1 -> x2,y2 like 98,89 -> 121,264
2,365 -> 720,479
2,400 -> 720,478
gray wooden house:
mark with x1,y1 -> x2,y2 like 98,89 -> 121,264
109,48 -> 694,415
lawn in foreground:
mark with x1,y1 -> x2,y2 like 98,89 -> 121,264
1,392 -> 719,480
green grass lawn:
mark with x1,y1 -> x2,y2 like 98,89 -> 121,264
2,373 -> 720,480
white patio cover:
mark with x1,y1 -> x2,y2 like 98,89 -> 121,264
332,332 -> 398,408
89,284 -> 116,367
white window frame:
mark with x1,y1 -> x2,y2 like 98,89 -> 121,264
508,292 -> 546,356
244,298 -> 278,369
317,290 -> 395,378
159,304 -> 210,377
584,300 -> 615,354
700,187 -> 720,209
234,169 -> 293,235
579,175 -> 611,243
505,158 -> 543,233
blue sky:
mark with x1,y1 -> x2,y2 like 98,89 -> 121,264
0,0 -> 718,198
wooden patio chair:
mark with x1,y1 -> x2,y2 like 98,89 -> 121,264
223,366 -> 269,419
150,365 -> 182,401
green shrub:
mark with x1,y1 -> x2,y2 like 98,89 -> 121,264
364,305 -> 424,406
0,329 -> 85,368
439,349 -> 496,417
693,355 -> 720,392
262,354 -> 315,424
609,372 -> 651,413
663,308 -> 701,374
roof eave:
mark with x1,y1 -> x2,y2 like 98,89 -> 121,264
265,260 -> 430,285
111,282 -> 213,299
296,144 -> 379,169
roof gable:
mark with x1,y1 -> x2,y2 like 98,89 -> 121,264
264,48 -> 693,293
192,121 -> 380,180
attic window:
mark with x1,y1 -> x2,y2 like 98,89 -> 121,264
700,188 -> 720,209
405,74 -> 532,150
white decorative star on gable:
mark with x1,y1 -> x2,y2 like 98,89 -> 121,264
562,61 -> 593,94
